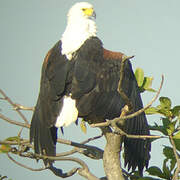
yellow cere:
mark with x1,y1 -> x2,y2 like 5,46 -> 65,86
82,8 -> 94,16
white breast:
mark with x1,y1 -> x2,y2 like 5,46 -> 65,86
61,18 -> 97,60
55,96 -> 78,127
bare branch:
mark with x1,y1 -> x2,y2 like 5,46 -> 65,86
13,103 -> 34,111
8,147 -> 100,179
20,151 -> 100,180
57,135 -> 103,159
0,139 -> 30,146
114,129 -> 164,140
0,109 -> 103,160
118,56 -> 134,111
0,113 -> 30,128
7,153 -> 48,171
0,89 -> 29,124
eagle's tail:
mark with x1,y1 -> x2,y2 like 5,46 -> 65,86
30,104 -> 57,165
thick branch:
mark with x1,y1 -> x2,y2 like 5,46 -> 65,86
100,105 -> 130,180
101,127 -> 124,180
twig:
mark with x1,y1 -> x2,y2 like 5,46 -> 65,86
0,110 -> 103,159
0,89 -> 29,124
8,148 -> 99,179
0,139 -> 30,146
91,75 -> 164,128
7,153 -> 48,171
169,135 -> 180,180
0,105 -> 103,159
57,135 -> 103,159
13,104 -> 34,111
19,151 -> 100,180
118,56 -> 134,111
0,113 -> 30,128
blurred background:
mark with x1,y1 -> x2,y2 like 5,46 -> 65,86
0,0 -> 180,179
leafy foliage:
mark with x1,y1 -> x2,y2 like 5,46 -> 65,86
135,68 -> 156,93
0,136 -> 20,153
144,97 -> 180,179
132,68 -> 180,180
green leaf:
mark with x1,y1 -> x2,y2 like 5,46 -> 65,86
138,177 -> 160,180
159,97 -> 172,110
135,68 -> 144,87
162,158 -> 171,178
163,146 -> 175,159
173,139 -> 180,152
145,107 -> 158,115
171,106 -> 180,117
149,124 -> 168,135
157,109 -> 172,118
167,120 -> 177,135
0,144 -> 11,153
172,131 -> 180,151
144,88 -> 157,93
6,136 -> 20,142
170,158 -> 176,171
146,166 -> 165,178
142,77 -> 153,89
80,120 -> 87,134
162,118 -> 170,129
173,131 -> 180,139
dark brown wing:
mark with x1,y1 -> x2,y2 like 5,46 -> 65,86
71,36 -> 151,174
30,40 -> 74,159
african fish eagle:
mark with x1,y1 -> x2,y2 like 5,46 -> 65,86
30,2 -> 151,175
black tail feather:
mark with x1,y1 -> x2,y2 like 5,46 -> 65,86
30,108 -> 57,165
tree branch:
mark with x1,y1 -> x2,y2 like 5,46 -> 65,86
49,166 -> 79,178
17,151 -> 100,180
7,153 -> 48,171
56,135 -> 103,160
101,105 -> 130,180
0,99 -> 103,160
118,55 -> 134,111
169,135 -> 180,180
13,104 -> 34,111
0,89 -> 29,124
0,113 -> 30,128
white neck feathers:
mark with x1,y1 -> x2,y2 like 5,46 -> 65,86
61,17 -> 97,60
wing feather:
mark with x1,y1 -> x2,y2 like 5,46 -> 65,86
30,40 -> 73,160
71,37 -> 150,174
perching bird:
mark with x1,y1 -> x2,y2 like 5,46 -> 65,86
30,2 -> 151,175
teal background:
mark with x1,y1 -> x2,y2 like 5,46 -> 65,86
0,0 -> 180,179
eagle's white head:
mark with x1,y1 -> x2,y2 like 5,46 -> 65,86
61,2 -> 97,60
